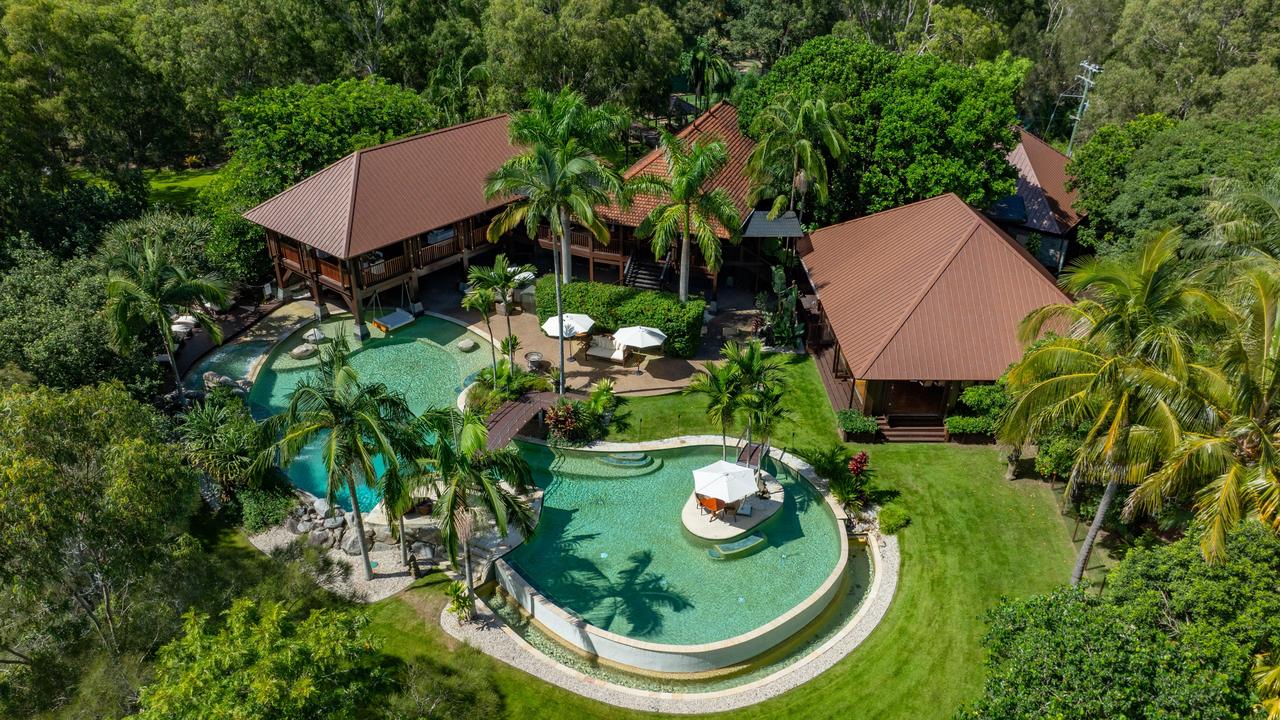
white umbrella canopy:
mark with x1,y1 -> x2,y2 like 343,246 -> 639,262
614,325 -> 667,348
541,313 -> 595,337
693,461 -> 757,502
303,327 -> 326,343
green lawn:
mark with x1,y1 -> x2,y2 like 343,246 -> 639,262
350,356 -> 1078,719
146,167 -> 220,210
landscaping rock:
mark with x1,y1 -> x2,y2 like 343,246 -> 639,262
372,526 -> 395,545
296,520 -> 314,533
307,530 -> 329,547
313,498 -> 332,517
372,541 -> 396,553
284,516 -> 301,534
341,532 -> 370,556
345,511 -> 357,527
410,542 -> 433,560
458,338 -> 478,352
289,342 -> 318,360
322,516 -> 344,530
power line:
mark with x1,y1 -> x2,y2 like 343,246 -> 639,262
1061,60 -> 1102,157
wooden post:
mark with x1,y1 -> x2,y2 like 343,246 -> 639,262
348,259 -> 369,340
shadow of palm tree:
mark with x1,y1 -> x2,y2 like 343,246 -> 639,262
581,550 -> 694,638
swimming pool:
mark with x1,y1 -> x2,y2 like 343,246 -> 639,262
243,314 -> 491,510
499,443 -> 847,671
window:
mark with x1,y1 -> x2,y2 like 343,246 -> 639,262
426,227 -> 456,245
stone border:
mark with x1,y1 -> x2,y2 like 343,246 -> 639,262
493,438 -> 849,673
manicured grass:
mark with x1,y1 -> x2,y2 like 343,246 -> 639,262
613,353 -> 842,452
146,167 -> 219,210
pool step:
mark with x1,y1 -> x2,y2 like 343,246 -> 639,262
600,452 -> 653,468
553,456 -> 664,479
707,534 -> 767,560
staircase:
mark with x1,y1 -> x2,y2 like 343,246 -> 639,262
624,258 -> 666,290
877,416 -> 947,443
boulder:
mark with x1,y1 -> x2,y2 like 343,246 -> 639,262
322,516 -> 344,530
284,516 -> 301,534
296,520 -> 314,533
458,338 -> 478,353
341,531 -> 370,556
306,530 -> 329,547
372,541 -> 396,553
372,526 -> 395,545
235,379 -> 253,393
313,498 -> 332,518
290,342 -> 318,360
410,542 -> 433,560
345,511 -> 358,527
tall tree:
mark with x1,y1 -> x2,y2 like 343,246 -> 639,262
630,131 -> 742,302
484,142 -> 622,392
104,236 -> 229,404
746,95 -> 847,222
262,336 -> 415,580
1001,230 -> 1213,585
507,87 -> 630,167
461,288 -> 500,388
682,35 -> 733,113
466,254 -> 536,365
684,360 -> 742,458
409,408 -> 534,603
720,339 -> 786,446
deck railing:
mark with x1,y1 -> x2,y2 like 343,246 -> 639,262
420,238 -> 460,265
360,254 -> 409,287
316,257 -> 347,286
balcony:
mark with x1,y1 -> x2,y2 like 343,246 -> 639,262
315,257 -> 348,287
360,253 -> 410,287
420,238 -> 461,266
279,241 -> 306,271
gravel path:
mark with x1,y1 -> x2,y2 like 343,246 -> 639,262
441,533 -> 900,713
249,526 -> 417,603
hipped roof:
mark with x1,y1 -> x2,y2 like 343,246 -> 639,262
1006,128 -> 1083,235
243,115 -> 518,259
801,193 -> 1069,381
600,101 -> 753,239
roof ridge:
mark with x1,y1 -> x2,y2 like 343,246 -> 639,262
1018,127 -> 1069,162
972,208 -> 1064,291
811,193 -> 962,236
342,150 -> 363,258
355,114 -> 510,157
856,214 -> 981,378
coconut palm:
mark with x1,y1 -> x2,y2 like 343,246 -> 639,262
377,455 -> 418,567
746,95 -> 848,223
721,340 -> 786,444
104,235 -> 228,405
1199,172 -> 1280,265
485,142 -> 622,394
741,376 -> 793,493
1001,230 -> 1218,585
179,390 -> 272,500
461,288 -> 499,387
467,253 -> 535,363
685,361 -> 741,459
682,36 -> 733,113
1128,265 -> 1280,562
262,335 -> 415,580
1256,649 -> 1280,720
630,131 -> 742,303
409,408 -> 535,603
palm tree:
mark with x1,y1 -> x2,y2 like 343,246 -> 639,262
105,236 -> 228,405
461,288 -> 499,387
467,253 -> 535,363
262,336 -> 415,580
742,380 -> 793,493
485,142 -> 622,394
179,390 -> 272,500
721,340 -> 786,445
1128,265 -> 1280,561
682,36 -> 733,113
1199,172 -> 1280,264
630,131 -> 742,303
685,361 -> 741,459
746,95 -> 847,223
508,87 -> 630,168
1001,230 -> 1216,585
377,456 -> 418,567
410,408 -> 535,603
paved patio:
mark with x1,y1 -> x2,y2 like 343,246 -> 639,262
420,277 -> 760,397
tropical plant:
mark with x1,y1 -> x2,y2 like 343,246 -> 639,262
1001,230 -> 1216,585
104,234 -> 228,404
262,335 -> 416,580
1200,171 -> 1280,265
1128,265 -> 1280,561
466,359 -> 553,417
179,387 -> 272,498
408,408 -> 534,602
877,504 -> 910,534
721,339 -> 787,446
507,87 -> 630,167
630,131 -> 742,303
461,288 -> 499,387
466,253 -> 536,364
682,36 -> 733,113
445,580 -> 473,623
485,141 -> 622,393
746,94 -> 847,222
742,380 -> 793,493
685,360 -> 741,458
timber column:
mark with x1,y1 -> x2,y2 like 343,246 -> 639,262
348,259 -> 370,340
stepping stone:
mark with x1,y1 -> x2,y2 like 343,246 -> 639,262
458,339 -> 478,352
290,342 -> 318,360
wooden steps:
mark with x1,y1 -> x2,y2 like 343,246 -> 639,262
876,416 -> 947,443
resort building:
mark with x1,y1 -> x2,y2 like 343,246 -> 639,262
244,115 -> 521,338
988,128 -> 1085,273
800,193 -> 1070,441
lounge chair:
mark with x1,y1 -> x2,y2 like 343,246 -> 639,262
586,334 -> 628,364
736,499 -> 753,517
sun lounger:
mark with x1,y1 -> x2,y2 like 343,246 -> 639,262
585,335 -> 628,363
370,308 -> 414,333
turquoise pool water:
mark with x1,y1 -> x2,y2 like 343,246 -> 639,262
183,339 -> 275,391
243,314 -> 491,510
503,444 -> 843,646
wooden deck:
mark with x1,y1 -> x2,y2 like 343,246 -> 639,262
812,343 -> 859,412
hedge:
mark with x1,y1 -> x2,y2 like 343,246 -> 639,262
534,276 -> 706,357
836,410 -> 880,434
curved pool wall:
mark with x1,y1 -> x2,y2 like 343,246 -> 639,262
494,442 -> 851,675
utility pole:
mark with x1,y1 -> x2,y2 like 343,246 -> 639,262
1063,60 -> 1102,157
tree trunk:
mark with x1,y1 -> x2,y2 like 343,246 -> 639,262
552,223 -> 566,396
347,478 -> 374,581
679,220 -> 692,303
399,515 -> 408,567
1071,477 -> 1117,586
483,313 -> 498,388
560,210 -> 572,284
462,536 -> 475,609
504,300 -> 516,365
160,320 -> 186,407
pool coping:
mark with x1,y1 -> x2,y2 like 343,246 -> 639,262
492,437 -> 850,672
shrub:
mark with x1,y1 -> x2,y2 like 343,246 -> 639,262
238,486 -> 296,533
878,504 -> 911,534
466,359 -> 552,417
944,380 -> 1010,437
533,276 -> 705,357
945,414 -> 995,435
836,410 -> 880,435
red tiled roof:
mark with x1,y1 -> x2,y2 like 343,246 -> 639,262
801,193 -> 1070,381
243,115 -> 518,259
601,101 -> 753,238
1007,128 -> 1083,235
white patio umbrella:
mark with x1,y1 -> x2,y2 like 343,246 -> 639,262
541,313 -> 595,337
614,325 -> 667,349
303,327 -> 326,343
512,269 -> 536,285
693,461 -> 757,503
